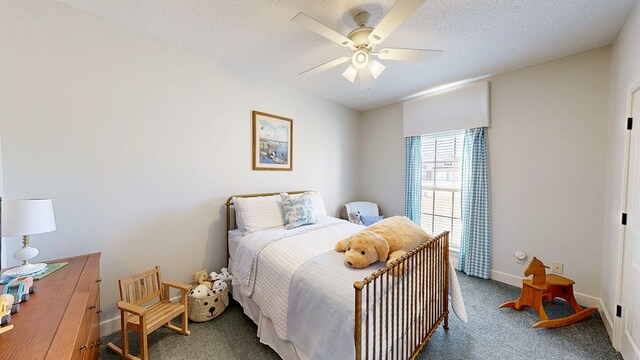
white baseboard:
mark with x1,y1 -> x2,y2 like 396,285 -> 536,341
599,298 -> 616,342
101,316 -> 121,337
489,269 -> 603,311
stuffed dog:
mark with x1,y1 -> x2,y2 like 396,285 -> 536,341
336,216 -> 431,271
211,280 -> 228,295
210,267 -> 232,283
189,284 -> 213,298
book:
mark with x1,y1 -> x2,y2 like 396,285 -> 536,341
33,262 -> 69,280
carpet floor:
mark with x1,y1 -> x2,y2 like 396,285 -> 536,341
99,272 -> 620,359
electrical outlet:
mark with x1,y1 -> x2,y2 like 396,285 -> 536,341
551,262 -> 564,274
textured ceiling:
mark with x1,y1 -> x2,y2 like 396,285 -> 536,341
57,0 -> 636,112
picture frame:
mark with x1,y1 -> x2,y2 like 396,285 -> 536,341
252,111 -> 293,171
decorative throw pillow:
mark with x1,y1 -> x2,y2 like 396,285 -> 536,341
281,193 -> 317,229
282,191 -> 327,217
360,215 -> 384,226
348,211 -> 364,225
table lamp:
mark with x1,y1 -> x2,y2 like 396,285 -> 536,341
1,199 -> 56,277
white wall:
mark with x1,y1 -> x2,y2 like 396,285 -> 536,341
489,47 -> 610,298
601,0 -> 640,339
360,47 -> 611,300
0,128 -> 3,269
0,0 -> 361,331
360,103 -> 405,216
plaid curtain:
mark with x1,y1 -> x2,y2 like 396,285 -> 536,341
405,136 -> 422,225
458,127 -> 491,279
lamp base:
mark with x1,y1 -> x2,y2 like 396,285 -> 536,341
2,263 -> 47,277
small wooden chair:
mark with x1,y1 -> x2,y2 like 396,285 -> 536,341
499,257 -> 597,328
107,266 -> 191,360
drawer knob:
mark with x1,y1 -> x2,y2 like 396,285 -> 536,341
96,279 -> 102,283
79,345 -> 87,351
97,309 -> 103,314
88,305 -> 96,310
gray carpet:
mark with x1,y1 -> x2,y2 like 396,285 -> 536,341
99,273 -> 620,359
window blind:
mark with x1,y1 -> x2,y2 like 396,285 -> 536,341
421,130 -> 464,249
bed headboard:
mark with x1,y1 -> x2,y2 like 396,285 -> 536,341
225,190 -> 311,261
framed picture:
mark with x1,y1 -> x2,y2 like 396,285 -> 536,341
252,111 -> 293,171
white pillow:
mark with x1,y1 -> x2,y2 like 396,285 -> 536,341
286,191 -> 327,217
309,191 -> 327,216
232,197 -> 246,232
233,195 -> 285,233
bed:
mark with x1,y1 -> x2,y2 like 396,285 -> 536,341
226,191 -> 464,360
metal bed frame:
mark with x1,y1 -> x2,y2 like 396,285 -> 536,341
225,191 -> 449,360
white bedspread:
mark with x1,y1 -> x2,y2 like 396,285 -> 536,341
231,216 -> 467,358
233,216 -> 359,337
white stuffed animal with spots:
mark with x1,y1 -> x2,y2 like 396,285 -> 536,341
212,280 -> 228,295
210,267 -> 232,283
220,268 -> 232,281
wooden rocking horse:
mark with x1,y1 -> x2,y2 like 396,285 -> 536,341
499,257 -> 598,328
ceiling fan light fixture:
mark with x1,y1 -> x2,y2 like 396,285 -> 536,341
342,65 -> 358,82
352,50 -> 369,69
369,60 -> 386,79
294,1 -> 437,86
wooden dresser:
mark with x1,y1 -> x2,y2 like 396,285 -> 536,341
0,253 -> 101,360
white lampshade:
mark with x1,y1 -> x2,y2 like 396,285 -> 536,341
2,199 -> 56,237
369,60 -> 386,79
342,65 -> 358,83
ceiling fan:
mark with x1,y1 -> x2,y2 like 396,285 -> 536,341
291,0 -> 441,84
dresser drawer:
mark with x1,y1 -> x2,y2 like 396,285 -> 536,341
70,310 -> 89,360
87,308 -> 101,360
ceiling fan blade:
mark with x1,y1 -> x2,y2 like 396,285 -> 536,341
299,56 -> 350,76
374,48 -> 442,62
291,12 -> 354,49
368,0 -> 426,45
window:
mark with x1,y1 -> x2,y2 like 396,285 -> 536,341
421,130 -> 464,249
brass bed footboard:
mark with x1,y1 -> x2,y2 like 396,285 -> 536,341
354,232 -> 449,360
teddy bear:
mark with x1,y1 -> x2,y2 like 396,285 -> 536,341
191,269 -> 212,290
335,216 -> 431,271
189,284 -> 213,298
